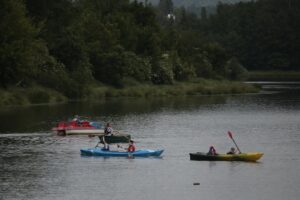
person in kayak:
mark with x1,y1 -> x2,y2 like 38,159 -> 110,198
104,123 -> 113,135
207,146 -> 217,156
117,140 -> 135,152
227,147 -> 236,154
127,140 -> 135,152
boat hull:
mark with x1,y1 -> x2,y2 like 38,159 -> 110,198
52,128 -> 130,143
102,135 -> 130,143
81,148 -> 164,157
190,152 -> 263,162
65,129 -> 104,135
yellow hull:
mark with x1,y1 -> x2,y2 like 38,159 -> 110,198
216,152 -> 264,161
190,152 -> 264,162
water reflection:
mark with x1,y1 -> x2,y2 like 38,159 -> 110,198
0,95 -> 228,133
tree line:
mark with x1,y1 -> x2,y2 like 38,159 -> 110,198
0,0 -> 299,98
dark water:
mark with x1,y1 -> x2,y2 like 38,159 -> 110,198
1,82 -> 300,200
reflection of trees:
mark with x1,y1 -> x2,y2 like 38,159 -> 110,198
0,95 -> 228,133
94,95 -> 228,115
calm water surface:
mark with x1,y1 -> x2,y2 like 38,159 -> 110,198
1,82 -> 300,200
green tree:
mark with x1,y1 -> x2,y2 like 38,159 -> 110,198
0,0 -> 55,88
202,42 -> 229,75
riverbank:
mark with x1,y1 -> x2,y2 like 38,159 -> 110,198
0,80 -> 260,107
248,71 -> 300,81
86,79 -> 260,99
0,87 -> 67,107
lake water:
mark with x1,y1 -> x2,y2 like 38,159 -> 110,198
1,82 -> 300,200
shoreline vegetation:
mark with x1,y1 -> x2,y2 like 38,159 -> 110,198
1,1 -> 299,108
3,69 -> 300,107
248,71 -> 300,81
0,80 -> 260,107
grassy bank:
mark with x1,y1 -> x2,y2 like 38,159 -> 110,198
248,71 -> 300,81
0,80 -> 259,107
0,87 -> 67,107
86,79 -> 260,99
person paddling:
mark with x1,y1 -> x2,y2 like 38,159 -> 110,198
117,140 -> 136,152
127,140 -> 135,152
207,146 -> 217,156
227,147 -> 236,155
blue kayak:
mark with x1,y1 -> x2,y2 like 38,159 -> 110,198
80,148 -> 164,157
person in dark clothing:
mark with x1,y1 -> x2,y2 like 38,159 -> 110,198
207,146 -> 217,155
104,123 -> 113,135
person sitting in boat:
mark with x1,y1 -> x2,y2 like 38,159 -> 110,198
207,146 -> 217,156
227,147 -> 236,155
72,115 -> 81,125
127,140 -> 135,152
104,123 -> 113,135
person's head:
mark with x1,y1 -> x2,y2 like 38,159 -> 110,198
106,123 -> 111,127
129,140 -> 134,144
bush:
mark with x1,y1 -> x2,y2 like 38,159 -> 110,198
151,55 -> 174,84
224,58 -> 249,81
193,54 -> 214,78
27,88 -> 51,104
173,58 -> 196,81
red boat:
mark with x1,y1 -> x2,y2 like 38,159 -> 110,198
52,120 -> 104,136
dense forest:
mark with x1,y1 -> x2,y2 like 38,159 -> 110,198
0,0 -> 299,98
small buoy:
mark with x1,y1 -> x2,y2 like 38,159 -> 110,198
193,182 -> 200,185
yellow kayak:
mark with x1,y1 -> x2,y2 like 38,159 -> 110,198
190,152 -> 263,162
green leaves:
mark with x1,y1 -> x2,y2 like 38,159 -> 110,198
0,0 -> 50,87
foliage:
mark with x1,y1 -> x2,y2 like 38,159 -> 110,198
193,54 -> 214,79
201,0 -> 300,70
85,80 -> 259,100
0,0 -> 45,87
1,0 -> 298,103
151,55 -> 174,84
224,58 -> 249,80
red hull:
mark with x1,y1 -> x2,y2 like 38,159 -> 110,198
52,120 -> 103,136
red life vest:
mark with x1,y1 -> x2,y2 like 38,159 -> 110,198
128,144 -> 135,152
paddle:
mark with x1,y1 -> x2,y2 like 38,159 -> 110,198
95,141 -> 100,148
117,144 -> 127,151
228,131 -> 242,154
